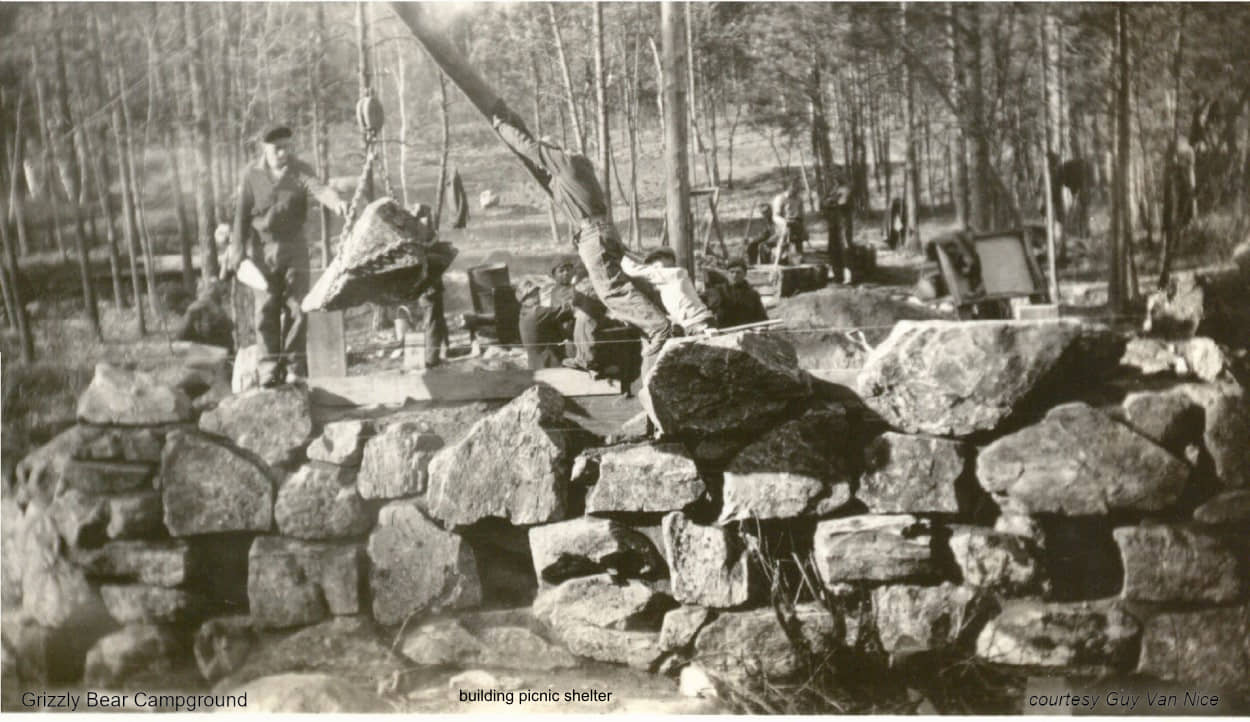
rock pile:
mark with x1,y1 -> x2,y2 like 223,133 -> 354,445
4,319 -> 1249,709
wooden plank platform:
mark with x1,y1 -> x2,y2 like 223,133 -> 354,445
309,366 -> 623,407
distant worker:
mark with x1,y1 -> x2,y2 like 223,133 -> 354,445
885,197 -> 905,250
400,203 -> 449,368
771,179 -> 807,257
448,168 -> 469,229
224,125 -> 348,387
518,256 -> 583,370
744,203 -> 777,265
706,257 -> 768,329
176,279 -> 235,352
821,174 -> 854,284
621,247 -> 714,335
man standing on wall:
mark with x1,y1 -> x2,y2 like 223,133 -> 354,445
224,125 -> 348,387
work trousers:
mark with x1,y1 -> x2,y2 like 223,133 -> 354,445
254,264 -> 307,384
421,280 -> 448,367
575,219 -> 672,378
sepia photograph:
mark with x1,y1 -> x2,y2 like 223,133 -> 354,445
1,0 -> 1248,714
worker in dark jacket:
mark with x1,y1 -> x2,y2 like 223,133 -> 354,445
706,257 -> 768,329
224,125 -> 347,386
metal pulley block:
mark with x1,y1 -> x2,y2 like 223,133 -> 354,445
356,93 -> 385,136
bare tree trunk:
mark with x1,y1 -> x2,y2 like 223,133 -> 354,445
81,23 -> 125,311
136,21 -> 162,318
1159,5 -> 1186,284
549,3 -> 587,155
593,2 -> 611,218
901,2 -> 920,253
185,4 -> 219,282
530,50 -> 563,247
968,5 -> 992,231
623,15 -> 643,247
165,131 -> 195,293
312,3 -> 331,266
1110,6 -> 1130,312
661,1 -> 693,274
2,93 -> 36,362
395,45 -> 409,208
949,2 -> 969,228
649,37 -> 665,138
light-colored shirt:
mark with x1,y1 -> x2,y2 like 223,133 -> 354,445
620,257 -> 713,331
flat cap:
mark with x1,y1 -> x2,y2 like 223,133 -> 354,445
261,125 -> 293,143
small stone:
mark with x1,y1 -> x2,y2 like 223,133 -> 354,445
77,362 -> 193,426
872,583 -> 978,654
74,428 -> 165,463
1193,490 -> 1250,525
247,536 -> 363,629
693,604 -> 838,680
528,517 -> 664,584
1113,525 -> 1243,604
977,403 -> 1189,515
948,526 -> 1046,595
83,625 -> 182,688
60,459 -> 155,495
859,433 -> 964,513
99,584 -> 207,625
549,623 -> 663,670
70,540 -> 193,587
975,600 -> 1140,669
274,464 -> 370,540
400,619 -> 483,666
813,515 -> 938,585
199,385 -> 315,468
160,430 -> 273,536
533,574 -> 672,631
306,420 -> 372,466
475,626 -> 577,670
587,443 -> 705,514
662,512 -> 754,608
357,422 -> 443,500
193,616 -> 257,682
660,606 -> 712,652
1137,605 -> 1250,697
367,500 -> 480,625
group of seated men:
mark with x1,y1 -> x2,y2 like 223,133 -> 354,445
517,250 -> 768,374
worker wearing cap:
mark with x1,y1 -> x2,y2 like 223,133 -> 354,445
706,257 -> 768,329
224,125 -> 348,386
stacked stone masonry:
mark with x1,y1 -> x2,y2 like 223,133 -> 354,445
4,315 -> 1249,705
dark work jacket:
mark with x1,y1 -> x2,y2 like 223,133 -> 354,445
707,280 -> 768,329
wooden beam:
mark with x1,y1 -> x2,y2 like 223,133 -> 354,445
310,367 -> 622,407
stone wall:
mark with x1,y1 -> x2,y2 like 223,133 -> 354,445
3,317 -> 1248,708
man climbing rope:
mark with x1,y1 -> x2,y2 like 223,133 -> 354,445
391,5 -> 673,381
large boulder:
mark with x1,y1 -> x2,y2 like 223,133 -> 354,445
975,600 -> 1141,669
977,403 -> 1189,515
70,540 -> 193,587
858,432 -> 965,513
83,625 -> 182,688
871,583 -> 978,655
585,443 -> 705,514
76,362 -> 192,426
948,526 -> 1046,595
160,431 -> 273,535
1113,525 -> 1243,603
227,673 -> 389,713
274,464 -> 370,539
719,409 -> 855,523
1137,605 -> 1250,697
857,320 -> 1121,437
692,604 -> 841,680
367,500 -> 480,625
1193,490 -> 1250,525
642,331 -> 810,437
662,512 -> 754,609
772,284 -> 950,347
306,420 -> 373,467
1120,389 -> 1203,455
1179,384 -> 1250,488
247,536 -> 364,629
813,515 -> 938,585
528,517 -> 664,584
533,574 -> 673,632
426,385 -> 585,526
1144,272 -> 1205,338
357,422 -> 443,500
198,385 -> 314,468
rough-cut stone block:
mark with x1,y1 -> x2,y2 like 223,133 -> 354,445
586,443 -> 705,514
199,385 -> 314,468
367,500 -> 480,625
400,618 -> 484,666
1199,388 -> 1250,488
48,488 -> 109,548
194,615 -> 257,682
813,515 -> 937,585
662,512 -> 753,608
533,574 -> 673,631
16,426 -> 105,508
99,584 -> 207,625
7,613 -> 115,684
660,606 -> 711,652
719,410 -> 854,522
274,464 -> 370,540
475,626 -> 577,670
77,362 -> 192,426
1193,490 -> 1250,525
1113,525 -> 1243,603
1137,605 -> 1250,697
1120,337 -> 1229,382
977,403 -> 1189,515
74,427 -> 166,463
872,583 -> 978,654
693,604 -> 839,680
857,320 -> 1120,436
160,430 -> 273,535
528,517 -> 664,584
60,459 -> 155,495
426,385 -> 585,526
1121,389 -> 1203,454
975,600 -> 1140,669
357,422 -> 442,499
83,624 -> 182,688
306,420 -> 372,467
859,432 -> 964,513
642,331 -> 810,437
70,540 -> 192,587
19,507 -> 115,630
247,536 -> 363,629
949,526 -> 1046,595
550,624 -> 663,670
